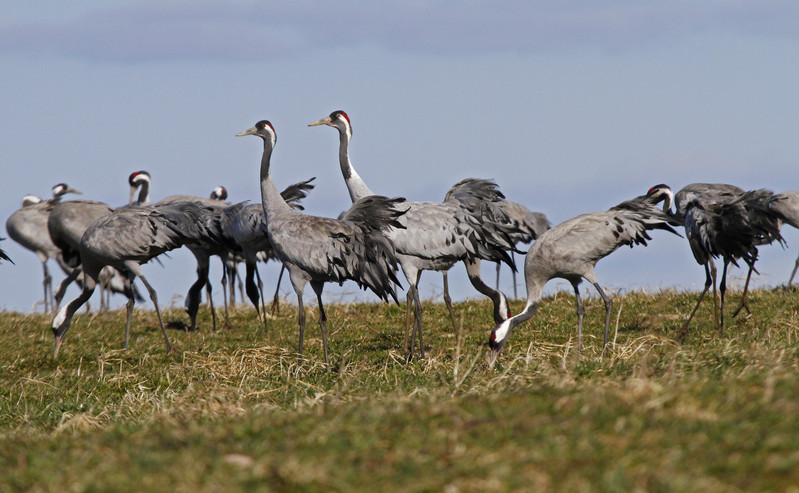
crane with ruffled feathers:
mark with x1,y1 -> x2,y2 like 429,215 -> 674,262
310,110 -> 522,359
237,119 -> 406,366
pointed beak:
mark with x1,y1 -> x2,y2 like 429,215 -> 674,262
487,347 -> 502,371
53,334 -> 64,359
236,126 -> 258,137
308,116 -> 332,127
66,187 -> 82,195
129,186 -> 137,205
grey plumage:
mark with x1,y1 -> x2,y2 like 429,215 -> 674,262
488,185 -> 679,367
310,110 -> 523,359
229,177 -> 316,325
489,199 -> 551,297
51,200 -> 222,357
47,199 -> 143,309
659,183 -> 784,338
768,190 -> 799,285
148,176 -> 236,331
5,184 -> 80,311
237,119 -> 405,366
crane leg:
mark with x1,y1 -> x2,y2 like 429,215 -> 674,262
42,261 -> 53,313
679,263 -> 713,342
571,281 -> 585,352
271,264 -> 286,316
413,284 -> 425,359
511,251 -> 518,299
789,253 -> 799,287
311,281 -> 330,367
719,260 -> 730,336
592,282 -> 613,349
732,264 -> 754,318
404,286 -> 414,356
220,262 -> 233,330
255,266 -> 268,325
710,261 -> 720,332
137,274 -> 175,355
297,294 -> 306,366
441,271 -> 459,337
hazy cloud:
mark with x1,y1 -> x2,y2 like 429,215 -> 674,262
2,0 -> 798,62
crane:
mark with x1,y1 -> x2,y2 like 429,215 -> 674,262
658,183 -> 783,339
237,119 -> 406,365
229,177 -> 316,328
309,110 -> 521,359
51,200 -> 224,357
488,185 -> 679,367
5,183 -> 81,311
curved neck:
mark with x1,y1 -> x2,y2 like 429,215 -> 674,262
464,259 -> 509,323
337,129 -> 374,202
259,138 -> 292,216
138,181 -> 150,205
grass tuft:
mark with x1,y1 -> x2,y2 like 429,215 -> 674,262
1,289 -> 799,490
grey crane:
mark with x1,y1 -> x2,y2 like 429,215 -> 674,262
5,183 -> 81,311
229,178 -> 316,328
487,185 -> 680,367
157,187 -> 236,331
309,110 -> 520,359
51,200 -> 223,357
128,170 -> 152,205
769,190 -> 799,286
658,183 -> 784,339
488,200 -> 551,297
47,198 -> 143,310
438,190 -> 551,329
237,119 -> 406,366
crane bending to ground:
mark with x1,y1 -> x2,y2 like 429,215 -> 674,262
51,200 -> 223,358
237,119 -> 406,366
488,185 -> 680,368
658,183 -> 784,339
309,110 -> 521,359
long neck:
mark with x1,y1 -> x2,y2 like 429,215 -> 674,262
464,259 -> 509,324
259,138 -> 293,216
492,270 -> 546,345
338,129 -> 374,202
138,181 -> 150,205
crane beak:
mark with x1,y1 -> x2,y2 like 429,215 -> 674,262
129,186 -> 137,205
236,126 -> 258,137
308,116 -> 332,127
66,187 -> 82,195
487,347 -> 502,371
53,334 -> 64,359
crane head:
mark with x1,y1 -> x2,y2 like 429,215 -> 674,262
210,186 -> 228,201
236,120 -> 276,146
51,183 -> 81,199
309,110 -> 352,139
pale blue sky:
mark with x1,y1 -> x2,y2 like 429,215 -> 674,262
2,1 -> 798,314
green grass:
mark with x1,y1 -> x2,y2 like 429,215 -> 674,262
2,287 -> 799,491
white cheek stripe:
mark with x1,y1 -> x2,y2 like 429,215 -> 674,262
493,319 -> 512,343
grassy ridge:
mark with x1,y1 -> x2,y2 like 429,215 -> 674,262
1,288 -> 799,491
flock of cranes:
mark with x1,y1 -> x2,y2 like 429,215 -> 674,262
3,110 -> 799,367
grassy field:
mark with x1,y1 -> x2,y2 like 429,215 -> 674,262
2,286 -> 799,492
